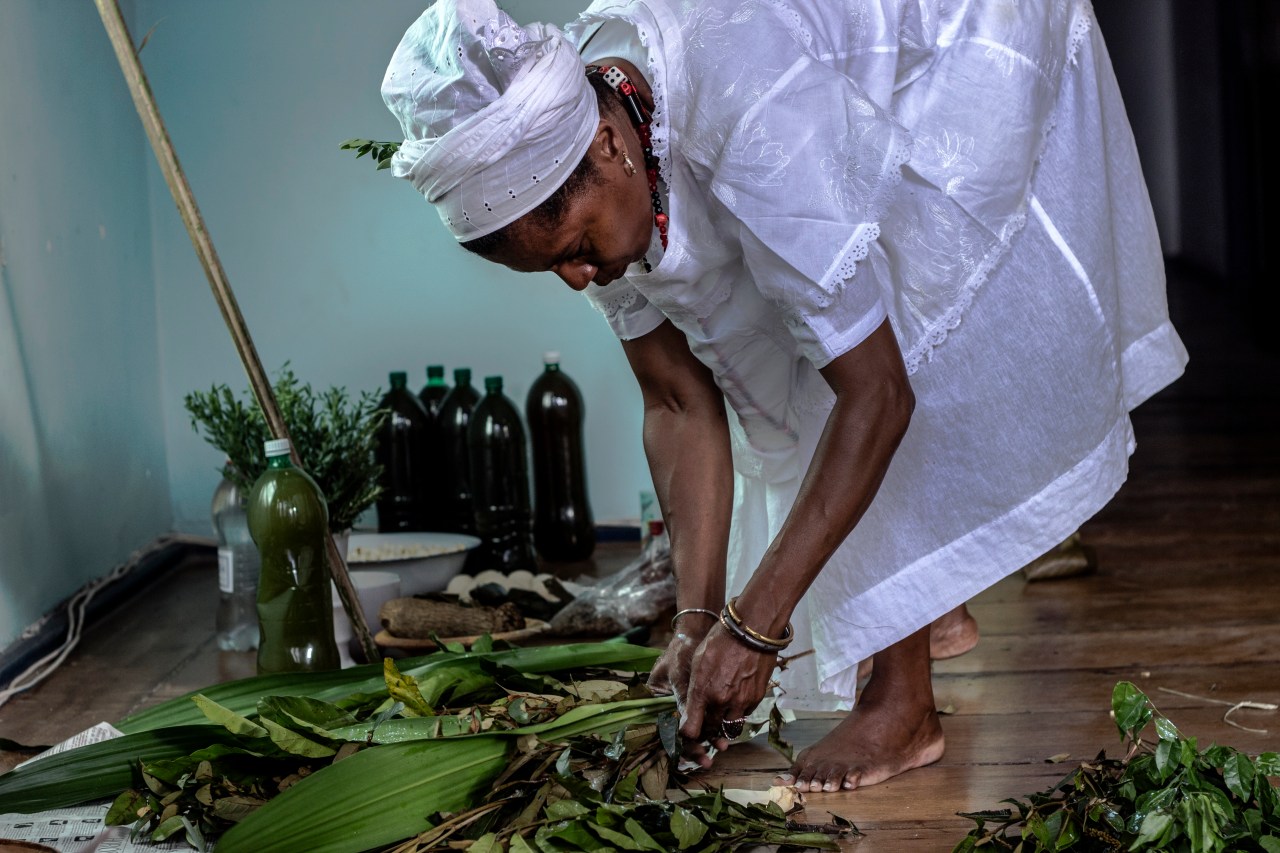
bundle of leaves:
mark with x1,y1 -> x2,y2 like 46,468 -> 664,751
184,364 -> 386,533
954,682 -> 1280,852
0,640 -> 848,853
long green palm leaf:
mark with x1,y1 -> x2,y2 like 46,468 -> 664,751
0,725 -> 231,813
118,642 -> 660,734
327,696 -> 676,744
215,734 -> 512,853
116,663 -> 389,734
216,696 -> 676,853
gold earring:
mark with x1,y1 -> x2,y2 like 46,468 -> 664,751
622,152 -> 636,177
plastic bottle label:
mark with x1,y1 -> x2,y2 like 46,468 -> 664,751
218,547 -> 234,594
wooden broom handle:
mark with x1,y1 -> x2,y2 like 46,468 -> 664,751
94,0 -> 379,664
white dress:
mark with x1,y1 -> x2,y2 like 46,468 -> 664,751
569,0 -> 1188,710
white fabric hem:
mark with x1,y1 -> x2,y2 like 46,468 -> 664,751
803,302 -> 889,369
1120,319 -> 1190,411
805,411 -> 1134,705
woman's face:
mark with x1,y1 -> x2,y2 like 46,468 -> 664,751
487,121 -> 654,290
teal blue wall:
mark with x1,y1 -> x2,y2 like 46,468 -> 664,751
135,0 -> 648,536
0,0 -> 173,648
0,0 -> 651,652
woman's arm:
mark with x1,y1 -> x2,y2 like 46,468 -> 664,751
620,319 -> 734,616
679,318 -> 914,743
735,319 -> 913,634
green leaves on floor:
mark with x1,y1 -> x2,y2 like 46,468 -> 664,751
954,681 -> 1280,852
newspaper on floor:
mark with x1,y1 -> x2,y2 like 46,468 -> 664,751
0,723 -> 189,853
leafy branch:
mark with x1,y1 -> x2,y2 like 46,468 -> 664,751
340,138 -> 400,171
183,364 -> 387,533
954,682 -> 1280,852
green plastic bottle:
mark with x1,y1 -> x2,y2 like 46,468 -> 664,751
417,364 -> 450,419
247,438 -> 340,674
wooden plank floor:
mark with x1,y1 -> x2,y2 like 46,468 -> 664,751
1,264 -> 1276,851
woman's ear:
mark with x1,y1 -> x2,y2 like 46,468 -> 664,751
592,117 -> 628,165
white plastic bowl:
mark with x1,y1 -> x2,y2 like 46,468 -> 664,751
345,531 -> 480,595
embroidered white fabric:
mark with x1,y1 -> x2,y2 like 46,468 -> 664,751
382,0 -> 598,240
567,0 -> 1188,709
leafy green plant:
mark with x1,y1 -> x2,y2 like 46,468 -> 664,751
954,682 -> 1280,852
340,138 -> 400,171
183,365 -> 386,533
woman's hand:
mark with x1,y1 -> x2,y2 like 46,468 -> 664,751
678,622 -> 778,768
648,612 -> 716,702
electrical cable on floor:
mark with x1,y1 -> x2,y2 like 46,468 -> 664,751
1157,686 -> 1277,734
0,533 -> 212,709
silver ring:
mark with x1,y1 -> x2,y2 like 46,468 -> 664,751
719,717 -> 747,739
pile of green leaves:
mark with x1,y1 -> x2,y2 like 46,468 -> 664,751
183,364 -> 386,532
954,682 -> 1280,852
399,787 -> 850,853
0,640 -> 847,853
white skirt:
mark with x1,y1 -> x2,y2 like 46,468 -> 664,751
724,17 -> 1188,711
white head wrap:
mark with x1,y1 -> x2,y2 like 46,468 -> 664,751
381,0 -> 598,241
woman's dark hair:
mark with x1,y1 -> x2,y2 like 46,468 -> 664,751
461,73 -> 624,259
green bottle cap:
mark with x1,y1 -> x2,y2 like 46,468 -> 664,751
484,375 -> 503,393
389,371 -> 407,388
454,367 -> 471,385
427,365 -> 445,382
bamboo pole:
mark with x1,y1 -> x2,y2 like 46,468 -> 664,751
94,0 -> 380,663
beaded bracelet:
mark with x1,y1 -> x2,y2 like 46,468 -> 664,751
721,597 -> 793,651
671,608 -> 719,631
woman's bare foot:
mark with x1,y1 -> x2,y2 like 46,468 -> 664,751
780,627 -> 944,792
778,694 -> 945,791
928,603 -> 979,660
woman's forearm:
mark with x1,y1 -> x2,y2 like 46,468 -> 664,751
621,321 -> 734,612
642,398 -> 733,610
733,320 -> 915,637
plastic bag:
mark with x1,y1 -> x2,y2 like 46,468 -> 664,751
548,530 -> 676,636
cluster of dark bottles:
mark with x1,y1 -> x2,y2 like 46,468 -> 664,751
373,355 -> 595,568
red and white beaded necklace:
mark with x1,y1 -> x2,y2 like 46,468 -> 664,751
585,64 -> 668,269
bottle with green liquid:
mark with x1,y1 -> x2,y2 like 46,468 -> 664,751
247,438 -> 340,674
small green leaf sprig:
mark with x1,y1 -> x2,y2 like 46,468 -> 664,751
954,682 -> 1280,852
183,365 -> 387,533
340,138 -> 400,171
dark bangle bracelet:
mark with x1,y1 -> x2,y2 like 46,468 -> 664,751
723,597 -> 793,649
718,608 -> 790,654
